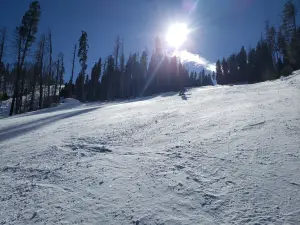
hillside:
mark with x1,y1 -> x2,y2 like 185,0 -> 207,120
0,72 -> 300,225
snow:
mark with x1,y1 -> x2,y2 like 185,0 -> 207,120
0,85 -> 64,118
1,72 -> 300,225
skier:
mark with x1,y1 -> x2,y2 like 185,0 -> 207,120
179,86 -> 186,96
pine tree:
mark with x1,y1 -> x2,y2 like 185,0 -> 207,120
237,46 -> 247,82
247,48 -> 256,83
59,54 -> 65,96
46,31 -> 52,104
54,54 -> 62,101
265,21 -> 278,68
119,41 -> 125,98
77,31 -> 88,101
139,50 -> 148,96
221,58 -> 229,84
215,60 -> 222,84
10,1 -> 41,116
0,28 -> 7,92
38,35 -> 45,109
68,44 -> 77,97
281,0 -> 297,43
90,58 -> 101,100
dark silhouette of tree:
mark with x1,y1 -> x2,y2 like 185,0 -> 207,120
46,31 -> 53,105
215,60 -> 222,84
77,31 -> 88,101
10,1 -> 41,116
68,44 -> 77,97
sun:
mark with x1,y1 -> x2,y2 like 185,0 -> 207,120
166,23 -> 189,48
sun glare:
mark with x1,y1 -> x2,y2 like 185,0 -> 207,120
166,23 -> 188,49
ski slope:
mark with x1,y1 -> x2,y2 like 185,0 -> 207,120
0,72 -> 300,225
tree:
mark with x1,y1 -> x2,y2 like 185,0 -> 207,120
46,31 -> 53,104
0,28 -> 7,92
139,50 -> 148,95
281,0 -> 297,43
59,54 -> 65,97
237,46 -> 247,82
119,39 -> 125,98
215,60 -> 222,84
247,48 -> 256,83
54,54 -> 62,101
265,21 -> 278,67
77,31 -> 88,101
10,1 -> 41,116
68,44 -> 77,97
221,58 -> 229,84
90,58 -> 102,100
38,35 -> 46,109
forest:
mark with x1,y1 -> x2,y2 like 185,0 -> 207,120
0,0 -> 299,116
215,0 -> 300,85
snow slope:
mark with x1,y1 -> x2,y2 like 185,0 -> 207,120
0,72 -> 300,225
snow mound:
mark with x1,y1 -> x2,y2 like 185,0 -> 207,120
280,70 -> 300,89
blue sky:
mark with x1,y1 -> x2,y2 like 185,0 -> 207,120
0,0 -> 286,78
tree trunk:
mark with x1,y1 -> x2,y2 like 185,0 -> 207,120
38,37 -> 45,109
9,34 -> 22,116
54,58 -> 60,102
59,56 -> 64,101
68,44 -> 76,97
30,66 -> 38,111
47,31 -> 52,104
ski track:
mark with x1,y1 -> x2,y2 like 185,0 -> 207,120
0,73 -> 300,224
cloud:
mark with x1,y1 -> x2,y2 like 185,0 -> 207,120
171,50 -> 215,71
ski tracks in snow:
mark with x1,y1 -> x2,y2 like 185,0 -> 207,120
1,74 -> 300,224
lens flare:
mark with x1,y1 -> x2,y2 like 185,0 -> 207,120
166,23 -> 188,48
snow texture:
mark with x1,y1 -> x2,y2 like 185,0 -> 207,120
0,72 -> 300,225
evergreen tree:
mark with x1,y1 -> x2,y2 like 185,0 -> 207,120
77,31 -> 88,101
281,0 -> 297,43
69,44 -> 77,97
215,60 -> 222,84
38,35 -> 45,109
90,58 -> 101,101
46,30 -> 53,104
0,28 -> 7,92
10,1 -> 41,116
237,46 -> 247,82
221,58 -> 229,84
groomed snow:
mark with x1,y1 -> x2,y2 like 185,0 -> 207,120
0,72 -> 300,224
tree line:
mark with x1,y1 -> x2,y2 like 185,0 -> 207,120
0,1 -> 214,116
216,0 -> 300,84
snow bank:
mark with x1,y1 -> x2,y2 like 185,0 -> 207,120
0,73 -> 299,224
